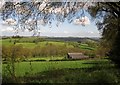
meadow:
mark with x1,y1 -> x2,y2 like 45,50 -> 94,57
3,58 -> 120,84
1,37 -> 120,84
1,37 -> 96,49
3,59 -> 106,77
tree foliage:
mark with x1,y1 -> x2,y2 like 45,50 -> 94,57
88,2 -> 120,65
0,1 -> 90,35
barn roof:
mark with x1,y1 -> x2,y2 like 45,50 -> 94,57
67,53 -> 88,59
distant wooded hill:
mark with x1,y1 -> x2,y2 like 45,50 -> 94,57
1,36 -> 100,42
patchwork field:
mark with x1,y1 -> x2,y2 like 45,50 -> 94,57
1,37 -> 96,50
1,37 -> 120,84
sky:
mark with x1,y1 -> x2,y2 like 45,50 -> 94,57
0,1 -> 101,38
0,16 -> 101,37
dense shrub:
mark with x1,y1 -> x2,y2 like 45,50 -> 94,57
2,45 -> 32,61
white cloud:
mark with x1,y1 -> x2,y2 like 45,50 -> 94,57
73,19 -> 82,25
54,7 -> 62,14
1,27 -> 13,32
2,18 -> 17,26
39,2 -> 46,11
88,31 -> 94,34
63,31 -> 69,34
37,19 -> 46,26
75,31 -> 100,37
73,16 -> 90,25
0,0 -> 5,9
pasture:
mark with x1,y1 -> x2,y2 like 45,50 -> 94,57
1,37 -> 120,84
3,60 -> 93,76
3,59 -> 120,84
1,37 -> 96,50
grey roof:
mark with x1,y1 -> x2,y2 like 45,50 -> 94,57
67,53 -> 88,59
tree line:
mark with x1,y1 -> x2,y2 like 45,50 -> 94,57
2,43 -> 82,61
2,40 -> 101,62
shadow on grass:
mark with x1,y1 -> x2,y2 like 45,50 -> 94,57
2,60 -> 120,84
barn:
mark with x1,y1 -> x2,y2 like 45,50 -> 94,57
67,53 -> 88,59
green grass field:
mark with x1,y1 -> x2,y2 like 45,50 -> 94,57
1,38 -> 95,51
1,37 -> 102,78
3,59 -> 110,77
3,37 -> 119,84
80,44 -> 95,50
27,56 -> 64,61
3,59 -> 120,84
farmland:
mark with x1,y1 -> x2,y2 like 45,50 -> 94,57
1,36 -> 120,84
3,58 -> 120,84
3,60 -> 95,76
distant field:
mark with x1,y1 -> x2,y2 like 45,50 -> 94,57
80,44 -> 95,50
0,39 -> 13,46
27,56 -> 65,61
1,37 -> 96,50
16,43 -> 37,48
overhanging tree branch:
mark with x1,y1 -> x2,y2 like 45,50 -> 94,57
0,1 -> 90,35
